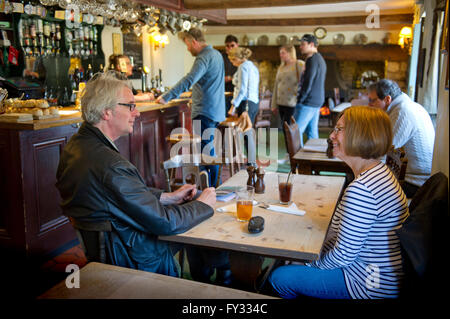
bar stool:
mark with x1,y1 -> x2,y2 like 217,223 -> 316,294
218,117 -> 245,176
165,109 -> 203,190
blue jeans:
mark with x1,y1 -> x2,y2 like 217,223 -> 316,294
294,104 -> 320,148
193,115 -> 219,188
269,265 -> 351,299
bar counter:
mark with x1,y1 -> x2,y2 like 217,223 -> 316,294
0,98 -> 191,260
0,98 -> 190,130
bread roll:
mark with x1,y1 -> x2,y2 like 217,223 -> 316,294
31,108 -> 43,117
42,108 -> 50,115
49,107 -> 59,115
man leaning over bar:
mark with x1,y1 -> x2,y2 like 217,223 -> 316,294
55,71 -> 216,277
156,28 -> 226,189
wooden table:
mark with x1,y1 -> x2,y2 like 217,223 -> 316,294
38,262 -> 275,299
292,138 -> 353,179
161,170 -> 345,262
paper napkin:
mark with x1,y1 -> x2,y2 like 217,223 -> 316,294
266,202 -> 306,216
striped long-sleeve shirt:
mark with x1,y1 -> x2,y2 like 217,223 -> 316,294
308,163 -> 409,299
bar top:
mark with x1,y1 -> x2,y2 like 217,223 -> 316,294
0,98 -> 190,131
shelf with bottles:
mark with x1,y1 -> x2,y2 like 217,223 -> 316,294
64,23 -> 101,59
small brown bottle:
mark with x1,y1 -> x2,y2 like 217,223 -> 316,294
246,165 -> 256,187
255,167 -> 265,194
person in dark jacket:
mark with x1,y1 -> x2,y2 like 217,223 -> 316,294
223,34 -> 239,116
55,70 -> 216,277
294,34 -> 327,147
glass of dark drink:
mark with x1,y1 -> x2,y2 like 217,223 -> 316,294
278,174 -> 293,204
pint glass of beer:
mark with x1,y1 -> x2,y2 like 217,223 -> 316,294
236,185 -> 255,222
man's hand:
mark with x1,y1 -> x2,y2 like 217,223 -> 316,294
160,184 -> 197,205
196,187 -> 216,207
156,96 -> 167,104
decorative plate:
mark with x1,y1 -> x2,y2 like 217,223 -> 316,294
276,35 -> 287,45
289,35 -> 301,45
257,35 -> 269,46
353,33 -> 368,45
314,27 -> 327,39
333,33 -> 345,45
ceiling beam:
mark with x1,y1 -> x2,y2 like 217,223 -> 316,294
206,13 -> 413,26
183,0 -> 373,10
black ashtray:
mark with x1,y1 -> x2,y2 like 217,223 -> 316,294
248,216 -> 264,234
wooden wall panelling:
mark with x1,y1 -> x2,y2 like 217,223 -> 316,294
159,106 -> 182,160
0,129 -> 26,253
130,109 -> 163,188
20,125 -> 78,257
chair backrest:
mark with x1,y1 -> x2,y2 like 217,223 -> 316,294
283,116 -> 301,172
386,146 -> 408,184
395,172 -> 449,298
162,154 -> 215,191
254,97 -> 272,129
69,217 -> 112,264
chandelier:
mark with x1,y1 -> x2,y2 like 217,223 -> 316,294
37,0 -> 206,35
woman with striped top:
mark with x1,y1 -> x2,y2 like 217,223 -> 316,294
269,106 -> 409,299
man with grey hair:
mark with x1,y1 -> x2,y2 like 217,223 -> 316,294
368,79 -> 435,197
56,70 -> 216,276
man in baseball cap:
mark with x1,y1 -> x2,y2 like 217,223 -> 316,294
300,34 -> 319,47
294,33 -> 326,147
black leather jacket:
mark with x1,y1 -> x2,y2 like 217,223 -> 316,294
56,122 -> 213,276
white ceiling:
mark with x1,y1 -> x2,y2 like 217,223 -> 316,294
226,0 -> 415,19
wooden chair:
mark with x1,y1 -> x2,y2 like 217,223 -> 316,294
283,116 -> 301,173
218,118 -> 245,176
68,217 -> 112,264
386,146 -> 408,185
254,97 -> 272,130
162,154 -> 230,192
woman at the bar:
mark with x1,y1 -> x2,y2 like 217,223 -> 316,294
227,47 -> 259,127
269,106 -> 409,299
108,54 -> 154,102
227,47 -> 259,165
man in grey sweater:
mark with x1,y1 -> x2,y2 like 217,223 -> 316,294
368,79 -> 435,197
294,34 -> 327,147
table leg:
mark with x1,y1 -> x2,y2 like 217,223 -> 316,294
297,161 -> 313,175
229,251 -> 264,290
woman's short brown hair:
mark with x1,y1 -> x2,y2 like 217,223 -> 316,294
340,106 -> 392,159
